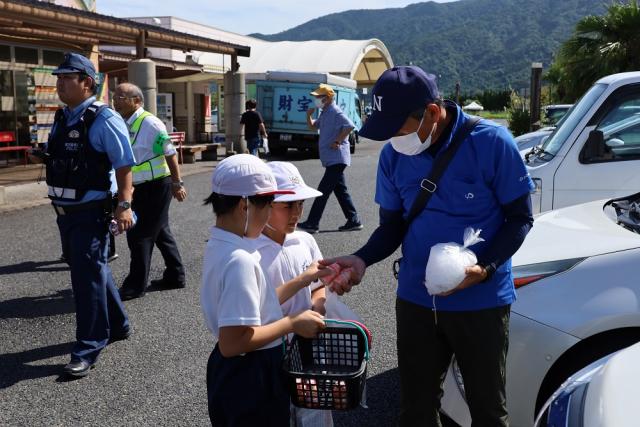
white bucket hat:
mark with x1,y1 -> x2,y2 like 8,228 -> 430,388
267,161 -> 323,202
211,154 -> 294,197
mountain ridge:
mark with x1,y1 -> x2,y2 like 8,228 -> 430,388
251,0 -> 607,93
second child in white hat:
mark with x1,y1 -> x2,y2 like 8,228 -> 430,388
200,154 -> 325,426
251,161 -> 334,427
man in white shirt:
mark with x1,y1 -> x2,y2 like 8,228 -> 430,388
113,83 -> 187,301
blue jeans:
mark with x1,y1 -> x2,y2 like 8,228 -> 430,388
305,163 -> 359,227
247,136 -> 261,156
56,206 -> 130,364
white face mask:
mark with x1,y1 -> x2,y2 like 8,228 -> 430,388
314,98 -> 324,109
389,114 -> 435,156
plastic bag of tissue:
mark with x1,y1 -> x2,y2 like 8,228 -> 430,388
424,227 -> 485,295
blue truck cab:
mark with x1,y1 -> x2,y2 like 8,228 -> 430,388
256,71 -> 363,156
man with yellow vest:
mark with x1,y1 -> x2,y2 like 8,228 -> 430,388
114,83 -> 187,301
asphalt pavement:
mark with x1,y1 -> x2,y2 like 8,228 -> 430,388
0,141 -> 405,427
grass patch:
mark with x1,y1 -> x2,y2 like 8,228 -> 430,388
477,110 -> 509,119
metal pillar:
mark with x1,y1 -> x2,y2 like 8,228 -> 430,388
529,62 -> 543,131
128,59 -> 157,115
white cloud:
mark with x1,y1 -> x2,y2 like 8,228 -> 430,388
98,0 -> 457,35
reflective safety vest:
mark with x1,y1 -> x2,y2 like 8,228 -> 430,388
130,110 -> 171,184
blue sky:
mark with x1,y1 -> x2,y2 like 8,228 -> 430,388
98,1 -> 457,35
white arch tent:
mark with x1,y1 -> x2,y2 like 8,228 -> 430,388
194,38 -> 393,86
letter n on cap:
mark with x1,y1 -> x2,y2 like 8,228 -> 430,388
373,95 -> 383,112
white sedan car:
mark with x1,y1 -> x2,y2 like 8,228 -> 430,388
441,193 -> 640,426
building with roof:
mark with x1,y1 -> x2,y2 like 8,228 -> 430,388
103,17 -> 393,146
0,2 -> 393,159
0,0 -> 249,152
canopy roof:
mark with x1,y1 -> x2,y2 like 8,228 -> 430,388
0,1 -> 250,57
234,39 -> 393,85
463,101 -> 484,111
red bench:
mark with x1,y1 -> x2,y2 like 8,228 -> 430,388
168,131 -> 186,165
0,131 -> 30,166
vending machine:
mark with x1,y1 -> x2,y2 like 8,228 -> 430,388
156,93 -> 174,131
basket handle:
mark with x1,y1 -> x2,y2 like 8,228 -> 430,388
324,319 -> 370,361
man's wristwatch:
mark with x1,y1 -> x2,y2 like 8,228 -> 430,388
172,180 -> 184,188
118,200 -> 131,210
477,262 -> 496,281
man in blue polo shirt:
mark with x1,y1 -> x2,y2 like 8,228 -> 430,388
297,83 -> 362,233
324,66 -> 534,426
31,53 -> 135,378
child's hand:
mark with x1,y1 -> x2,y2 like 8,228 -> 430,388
291,310 -> 325,338
303,261 -> 334,285
311,297 -> 326,315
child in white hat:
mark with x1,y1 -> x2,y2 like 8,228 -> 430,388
201,154 -> 325,426
252,161 -> 334,426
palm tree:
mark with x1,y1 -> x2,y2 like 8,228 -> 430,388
548,0 -> 640,102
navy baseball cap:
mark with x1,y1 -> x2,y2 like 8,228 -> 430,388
52,53 -> 97,79
359,66 -> 440,141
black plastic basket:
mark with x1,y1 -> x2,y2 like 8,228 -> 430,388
283,319 -> 370,410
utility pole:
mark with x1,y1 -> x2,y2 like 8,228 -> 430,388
455,81 -> 460,106
529,62 -> 543,131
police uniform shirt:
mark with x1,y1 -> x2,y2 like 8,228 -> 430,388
375,104 -> 535,311
51,96 -> 135,205
126,107 -> 176,164
201,226 -> 283,350
252,231 -> 324,316
313,102 -> 354,168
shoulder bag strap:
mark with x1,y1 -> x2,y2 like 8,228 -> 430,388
405,116 -> 482,225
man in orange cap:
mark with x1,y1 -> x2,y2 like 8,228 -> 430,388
298,84 -> 362,234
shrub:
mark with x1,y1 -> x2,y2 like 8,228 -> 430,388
508,109 -> 531,137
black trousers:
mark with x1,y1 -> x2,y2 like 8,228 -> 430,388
122,177 -> 185,292
207,344 -> 290,426
396,297 -> 510,427
305,163 -> 359,227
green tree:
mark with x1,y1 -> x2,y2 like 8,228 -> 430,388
548,0 -> 640,102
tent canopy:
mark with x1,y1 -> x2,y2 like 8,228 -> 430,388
463,101 -> 484,111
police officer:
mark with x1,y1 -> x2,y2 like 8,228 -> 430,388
113,83 -> 186,301
30,53 -> 135,377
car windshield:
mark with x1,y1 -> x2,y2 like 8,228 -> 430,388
539,83 -> 608,159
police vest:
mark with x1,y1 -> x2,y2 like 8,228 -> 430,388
45,103 -> 112,201
129,110 -> 171,184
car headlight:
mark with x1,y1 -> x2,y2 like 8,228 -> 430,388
513,258 -> 585,289
534,356 -> 612,426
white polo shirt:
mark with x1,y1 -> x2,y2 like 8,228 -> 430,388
126,107 -> 176,164
201,226 -> 283,350
252,231 -> 324,316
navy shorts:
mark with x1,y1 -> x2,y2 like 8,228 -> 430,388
207,344 -> 290,426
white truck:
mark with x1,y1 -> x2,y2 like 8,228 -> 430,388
524,71 -> 640,213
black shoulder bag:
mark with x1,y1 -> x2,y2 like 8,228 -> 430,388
393,116 -> 481,279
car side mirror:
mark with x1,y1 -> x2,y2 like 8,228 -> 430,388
605,138 -> 625,148
581,130 -> 605,162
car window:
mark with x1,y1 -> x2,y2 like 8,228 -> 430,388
541,84 -> 607,159
545,107 -> 570,125
593,96 -> 640,161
